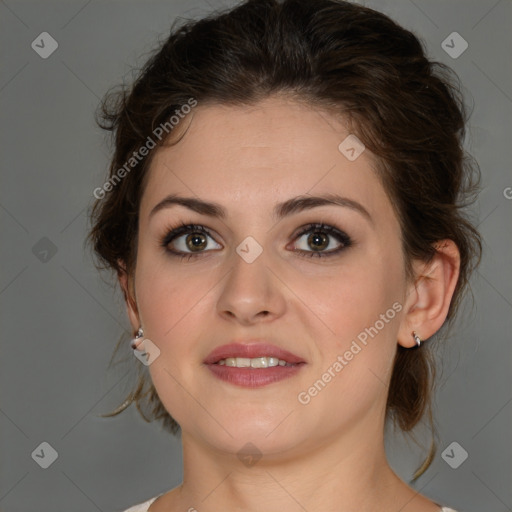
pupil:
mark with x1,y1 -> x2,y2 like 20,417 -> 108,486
187,233 -> 207,251
309,231 -> 327,251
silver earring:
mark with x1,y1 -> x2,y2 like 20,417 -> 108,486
412,331 -> 421,347
130,327 -> 144,349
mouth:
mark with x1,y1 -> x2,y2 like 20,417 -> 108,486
212,356 -> 304,368
203,342 -> 306,387
203,341 -> 306,366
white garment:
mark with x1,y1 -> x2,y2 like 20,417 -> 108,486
121,495 -> 160,511
121,495 -> 460,512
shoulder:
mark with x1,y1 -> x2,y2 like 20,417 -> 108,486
120,495 -> 161,512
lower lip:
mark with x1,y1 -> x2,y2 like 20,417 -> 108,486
205,363 -> 305,388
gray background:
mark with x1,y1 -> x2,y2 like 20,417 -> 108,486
1,0 -> 511,511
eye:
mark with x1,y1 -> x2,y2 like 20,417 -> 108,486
160,222 -> 353,261
161,223 -> 221,260
291,223 -> 352,258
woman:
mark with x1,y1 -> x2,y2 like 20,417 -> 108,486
87,0 -> 482,510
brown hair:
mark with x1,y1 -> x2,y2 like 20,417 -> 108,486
87,0 -> 482,480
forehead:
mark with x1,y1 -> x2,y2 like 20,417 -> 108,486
140,97 -> 390,223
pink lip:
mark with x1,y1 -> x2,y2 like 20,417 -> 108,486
203,341 -> 306,365
206,364 -> 304,388
203,342 -> 307,388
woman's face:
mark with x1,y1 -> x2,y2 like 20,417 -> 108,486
130,96 -> 410,457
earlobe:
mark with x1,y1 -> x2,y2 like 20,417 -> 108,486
117,259 -> 141,334
397,240 -> 460,348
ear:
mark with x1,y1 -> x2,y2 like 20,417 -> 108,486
397,239 -> 460,348
117,259 -> 140,335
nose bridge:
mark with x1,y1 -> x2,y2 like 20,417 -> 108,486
226,235 -> 270,296
216,233 -> 284,321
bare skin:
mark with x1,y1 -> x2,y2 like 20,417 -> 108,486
119,95 -> 460,512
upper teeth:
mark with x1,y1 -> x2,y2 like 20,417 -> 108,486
217,357 -> 294,368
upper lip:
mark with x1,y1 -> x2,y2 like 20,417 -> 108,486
204,341 -> 306,365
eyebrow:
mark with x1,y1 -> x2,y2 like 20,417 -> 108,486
149,193 -> 372,224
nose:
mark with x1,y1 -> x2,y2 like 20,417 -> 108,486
216,246 -> 287,325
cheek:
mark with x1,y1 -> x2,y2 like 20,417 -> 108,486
295,256 -> 402,342
292,269 -> 402,423
134,246 -> 207,335
294,250 -> 404,395
133,254 -> 214,427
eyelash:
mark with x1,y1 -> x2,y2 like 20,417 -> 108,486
160,222 -> 353,261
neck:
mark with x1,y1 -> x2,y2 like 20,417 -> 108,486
171,417 -> 411,512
